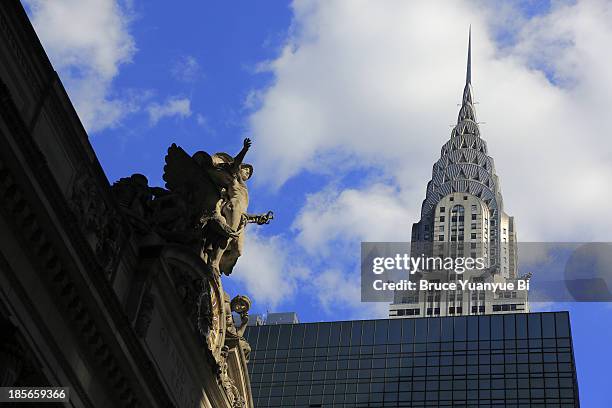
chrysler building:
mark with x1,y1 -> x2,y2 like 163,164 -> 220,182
389,29 -> 529,318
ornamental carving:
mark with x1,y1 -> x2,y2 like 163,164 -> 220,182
70,170 -> 122,279
219,346 -> 246,408
134,293 -> 155,338
112,139 -> 271,407
196,277 -> 224,357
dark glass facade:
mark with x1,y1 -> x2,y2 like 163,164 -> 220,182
245,312 -> 579,408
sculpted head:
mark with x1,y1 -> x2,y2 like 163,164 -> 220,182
239,165 -> 253,181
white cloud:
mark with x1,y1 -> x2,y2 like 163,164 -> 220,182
248,0 -> 612,242
288,184 -> 418,318
146,97 -> 192,125
232,231 -> 388,319
231,232 -> 309,309
24,0 -> 136,132
171,55 -> 202,83
293,183 -> 414,255
196,113 -> 208,126
311,268 -> 388,319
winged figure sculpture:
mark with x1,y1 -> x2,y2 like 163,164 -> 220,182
160,138 -> 271,276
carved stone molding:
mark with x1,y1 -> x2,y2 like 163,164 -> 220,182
156,247 -> 252,407
0,89 -> 172,407
0,321 -> 23,387
165,257 -> 226,368
0,21 -> 182,406
134,293 -> 154,338
219,346 -> 246,408
169,264 -> 201,324
0,5 -> 43,97
70,170 -> 122,279
0,154 -> 140,407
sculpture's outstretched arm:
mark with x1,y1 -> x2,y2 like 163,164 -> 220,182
245,211 -> 274,225
232,138 -> 251,171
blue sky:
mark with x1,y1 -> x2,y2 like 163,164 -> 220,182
23,0 -> 612,405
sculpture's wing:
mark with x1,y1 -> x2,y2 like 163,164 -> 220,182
163,143 -> 220,222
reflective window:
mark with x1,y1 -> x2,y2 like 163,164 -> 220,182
441,317 -> 453,341
289,324 -> 303,349
478,315 -> 490,340
328,322 -> 341,346
415,319 -> 427,343
316,322 -> 330,347
504,314 -> 515,339
542,313 -> 556,338
455,316 -> 467,341
246,314 -> 578,408
277,325 -> 291,348
556,312 -> 570,337
401,319 -> 414,343
353,321 -> 366,346
257,325 -> 270,350
516,314 -> 528,339
388,319 -> 402,344
339,321 -> 351,346
528,314 -> 542,338
467,315 -> 478,340
351,321 -> 363,346
375,320 -> 388,343
490,315 -> 503,340
428,318 -> 440,342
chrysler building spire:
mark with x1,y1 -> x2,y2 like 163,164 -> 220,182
455,27 -> 478,134
389,28 -> 527,320
466,25 -> 472,84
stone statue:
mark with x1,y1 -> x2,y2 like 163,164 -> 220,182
224,294 -> 252,362
194,138 -> 253,276
112,138 -> 272,276
110,139 -> 265,407
228,295 -> 251,338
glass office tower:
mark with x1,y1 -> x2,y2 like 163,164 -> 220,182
245,312 -> 579,407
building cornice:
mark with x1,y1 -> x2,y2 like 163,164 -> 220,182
0,79 -> 174,408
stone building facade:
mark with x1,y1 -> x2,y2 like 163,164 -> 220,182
0,1 -> 254,407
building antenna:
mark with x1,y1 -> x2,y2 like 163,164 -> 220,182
466,25 -> 472,85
